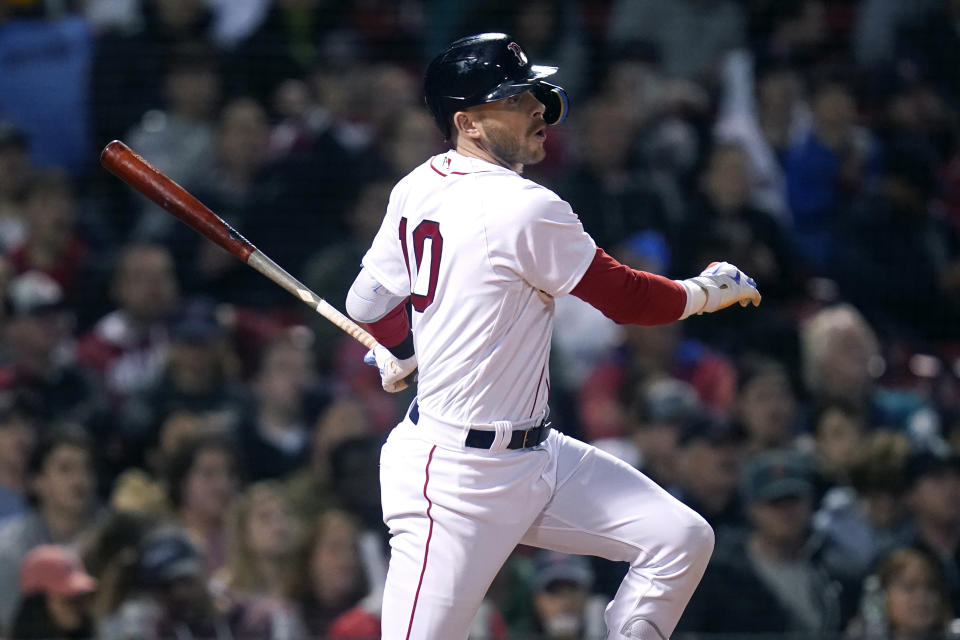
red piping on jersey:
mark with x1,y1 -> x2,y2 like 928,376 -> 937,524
429,156 -> 490,177
399,217 -> 411,279
529,362 -> 546,418
570,247 -> 686,325
406,444 -> 437,640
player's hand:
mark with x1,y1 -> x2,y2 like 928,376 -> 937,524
686,261 -> 761,314
364,345 -> 418,393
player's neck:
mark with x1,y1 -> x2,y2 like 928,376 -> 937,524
454,139 -> 523,174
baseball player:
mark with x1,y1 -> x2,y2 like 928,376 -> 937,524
345,33 -> 762,640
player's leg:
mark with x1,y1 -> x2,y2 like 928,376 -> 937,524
520,431 -> 714,640
379,420 -> 554,640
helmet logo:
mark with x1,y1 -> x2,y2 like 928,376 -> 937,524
507,42 -> 527,66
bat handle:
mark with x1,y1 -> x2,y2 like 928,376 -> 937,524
246,251 -> 378,350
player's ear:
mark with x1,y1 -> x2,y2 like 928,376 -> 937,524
453,111 -> 482,141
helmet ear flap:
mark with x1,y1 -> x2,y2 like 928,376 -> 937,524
532,82 -> 569,126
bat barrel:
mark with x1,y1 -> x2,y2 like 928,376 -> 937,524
100,140 -> 256,262
99,140 -> 380,352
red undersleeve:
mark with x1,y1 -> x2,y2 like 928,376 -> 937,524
362,298 -> 410,348
570,247 -> 686,325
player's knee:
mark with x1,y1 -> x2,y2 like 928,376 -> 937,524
684,512 -> 715,569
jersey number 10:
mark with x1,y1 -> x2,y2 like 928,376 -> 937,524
400,217 -> 444,312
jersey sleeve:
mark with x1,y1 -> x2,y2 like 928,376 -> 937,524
360,186 -> 411,297
570,247 -> 686,325
489,183 -> 596,296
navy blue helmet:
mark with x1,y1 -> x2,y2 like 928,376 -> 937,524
424,33 -> 569,140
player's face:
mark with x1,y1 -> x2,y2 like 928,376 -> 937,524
474,90 -> 548,166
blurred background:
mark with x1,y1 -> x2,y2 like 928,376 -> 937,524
0,0 -> 959,638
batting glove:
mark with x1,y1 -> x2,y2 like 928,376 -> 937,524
364,345 -> 417,393
676,261 -> 762,319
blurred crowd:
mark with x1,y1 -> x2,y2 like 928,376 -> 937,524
0,0 -> 960,638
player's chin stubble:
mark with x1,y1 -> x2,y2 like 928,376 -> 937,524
484,121 -> 546,167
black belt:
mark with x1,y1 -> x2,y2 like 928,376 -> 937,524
408,400 -> 550,450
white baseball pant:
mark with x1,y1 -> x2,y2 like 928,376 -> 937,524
378,413 -> 714,639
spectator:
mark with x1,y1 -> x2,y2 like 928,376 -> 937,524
284,397 -> 372,521
76,509 -> 158,609
346,64 -> 421,158
786,80 -> 872,274
8,171 -> 88,304
238,332 -> 321,482
902,450 -> 960,613
677,449 -> 843,636
592,377 -> 706,488
800,304 -> 932,438
174,97 -> 272,305
812,399 -> 868,486
677,142 -> 798,305
245,65 -> 418,286
484,551 -> 539,635
597,45 -> 710,229
144,410 -> 208,480
0,392 -> 39,523
577,320 -> 736,441
832,136 -> 960,340
264,78 -> 316,159
218,481 -> 300,601
0,122 -> 30,252
99,525 -> 296,640
733,354 -> 800,455
815,430 -> 915,622
846,547 -> 957,640
126,42 -> 221,237
121,297 -> 249,466
559,99 -> 671,252
10,545 -> 96,640
671,417 -> 745,534
291,509 -> 371,638
76,242 -> 179,416
529,551 -> 606,640
714,51 -> 811,222
90,0 -> 217,148
327,435 -> 389,579
0,424 -> 98,628
164,433 -> 240,574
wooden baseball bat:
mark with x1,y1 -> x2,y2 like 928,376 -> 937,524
100,140 -> 378,350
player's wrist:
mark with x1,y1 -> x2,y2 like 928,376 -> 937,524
384,332 -> 415,360
675,279 -> 707,319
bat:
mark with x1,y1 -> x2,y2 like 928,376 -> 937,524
100,140 -> 378,350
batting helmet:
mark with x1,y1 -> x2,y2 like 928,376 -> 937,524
424,33 -> 569,140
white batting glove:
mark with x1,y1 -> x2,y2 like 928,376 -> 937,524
676,261 -> 762,319
364,345 -> 417,393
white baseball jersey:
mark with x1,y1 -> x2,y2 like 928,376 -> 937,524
362,150 -> 596,426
